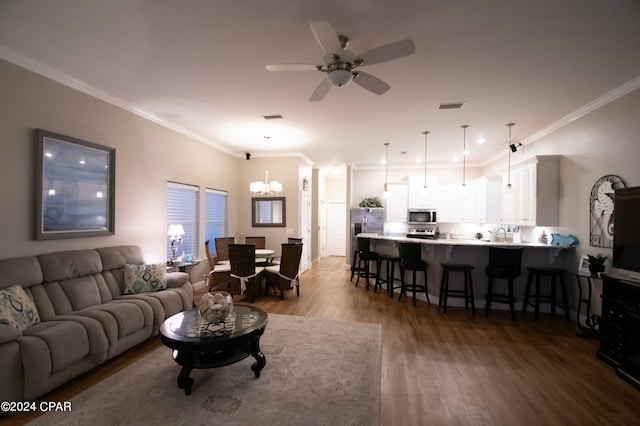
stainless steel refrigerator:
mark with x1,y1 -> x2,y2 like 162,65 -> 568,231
350,207 -> 385,253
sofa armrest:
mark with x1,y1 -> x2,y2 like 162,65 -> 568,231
166,271 -> 190,288
0,324 -> 21,344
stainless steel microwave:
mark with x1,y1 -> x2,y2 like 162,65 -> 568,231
407,208 -> 437,225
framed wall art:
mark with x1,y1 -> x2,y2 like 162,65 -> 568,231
589,174 -> 626,248
35,129 -> 115,240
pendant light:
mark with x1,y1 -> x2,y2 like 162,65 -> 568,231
249,136 -> 283,195
460,125 -> 469,195
383,142 -> 390,199
506,123 -> 515,193
421,131 -> 429,197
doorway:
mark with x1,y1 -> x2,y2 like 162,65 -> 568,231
327,201 -> 346,256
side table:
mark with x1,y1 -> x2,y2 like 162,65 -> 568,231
574,272 -> 601,339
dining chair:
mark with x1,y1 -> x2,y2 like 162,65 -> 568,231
204,240 -> 231,292
246,236 -> 266,249
265,243 -> 303,299
228,243 -> 265,302
288,237 -> 303,244
214,237 -> 234,264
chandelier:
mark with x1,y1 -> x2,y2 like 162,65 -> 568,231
249,136 -> 283,196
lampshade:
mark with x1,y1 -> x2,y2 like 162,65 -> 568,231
250,171 -> 282,195
167,224 -> 185,238
249,137 -> 283,196
327,69 -> 353,87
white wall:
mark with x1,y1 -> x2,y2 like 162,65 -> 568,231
0,59 -> 241,262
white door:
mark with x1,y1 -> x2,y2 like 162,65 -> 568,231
327,201 -> 346,256
320,200 -> 328,257
300,193 -> 312,272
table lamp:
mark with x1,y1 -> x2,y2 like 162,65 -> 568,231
167,224 -> 185,264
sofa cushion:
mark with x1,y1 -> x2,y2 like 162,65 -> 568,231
123,264 -> 167,294
0,256 -> 43,290
38,250 -> 103,282
97,246 -> 145,271
0,285 -> 40,331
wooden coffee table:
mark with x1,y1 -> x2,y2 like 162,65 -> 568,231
159,304 -> 268,395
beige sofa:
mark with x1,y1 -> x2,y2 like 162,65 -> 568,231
0,245 -> 193,402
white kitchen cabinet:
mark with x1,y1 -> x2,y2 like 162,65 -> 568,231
501,156 -> 559,226
437,182 -> 477,222
476,176 -> 502,224
459,183 -> 478,223
408,175 -> 439,208
385,182 -> 409,222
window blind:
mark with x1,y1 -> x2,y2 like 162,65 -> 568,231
166,182 -> 199,260
205,188 -> 227,255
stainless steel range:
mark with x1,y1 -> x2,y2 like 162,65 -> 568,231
407,226 -> 437,239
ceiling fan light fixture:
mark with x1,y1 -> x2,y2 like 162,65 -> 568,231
327,69 -> 353,87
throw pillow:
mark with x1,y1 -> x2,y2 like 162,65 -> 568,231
0,285 -> 41,331
123,264 -> 167,294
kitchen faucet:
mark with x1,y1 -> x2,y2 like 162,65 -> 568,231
495,227 -> 507,242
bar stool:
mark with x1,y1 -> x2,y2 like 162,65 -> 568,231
439,263 -> 476,316
522,267 -> 570,321
398,242 -> 431,307
353,237 -> 379,290
485,246 -> 523,320
375,255 -> 402,298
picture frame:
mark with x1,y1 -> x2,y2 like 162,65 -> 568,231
578,255 -> 591,275
35,129 -> 115,240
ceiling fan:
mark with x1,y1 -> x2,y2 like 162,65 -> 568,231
266,21 -> 415,101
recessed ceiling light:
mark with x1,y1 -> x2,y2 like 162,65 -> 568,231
476,138 -> 485,144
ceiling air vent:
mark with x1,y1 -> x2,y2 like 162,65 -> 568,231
438,102 -> 466,110
262,114 -> 284,120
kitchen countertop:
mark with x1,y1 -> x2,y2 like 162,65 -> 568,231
358,233 -> 573,249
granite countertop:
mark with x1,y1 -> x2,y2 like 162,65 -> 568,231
359,233 -> 572,249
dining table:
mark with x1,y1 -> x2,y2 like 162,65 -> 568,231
255,249 -> 278,265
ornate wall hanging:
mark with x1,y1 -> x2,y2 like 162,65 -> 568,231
590,174 -> 626,247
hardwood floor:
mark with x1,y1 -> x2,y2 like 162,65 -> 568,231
5,256 -> 640,425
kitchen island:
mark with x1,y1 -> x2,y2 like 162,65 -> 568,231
358,234 -> 577,314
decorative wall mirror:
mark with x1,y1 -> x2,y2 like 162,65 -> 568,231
252,197 -> 286,227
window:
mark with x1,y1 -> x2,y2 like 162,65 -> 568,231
166,182 -> 199,260
205,188 -> 227,254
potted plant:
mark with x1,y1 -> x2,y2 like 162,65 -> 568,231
358,197 -> 383,208
587,253 -> 608,275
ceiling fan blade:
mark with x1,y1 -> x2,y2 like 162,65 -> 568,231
309,21 -> 343,54
309,78 -> 332,102
266,64 -> 321,71
353,71 -> 390,95
357,39 -> 416,66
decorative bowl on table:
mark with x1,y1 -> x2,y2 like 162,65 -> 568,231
198,291 -> 233,323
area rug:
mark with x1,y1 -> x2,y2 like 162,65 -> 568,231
29,314 -> 382,426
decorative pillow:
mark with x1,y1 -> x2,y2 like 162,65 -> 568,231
0,285 -> 41,331
123,264 -> 167,294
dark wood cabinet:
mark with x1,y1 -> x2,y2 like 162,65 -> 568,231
599,274 -> 640,388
